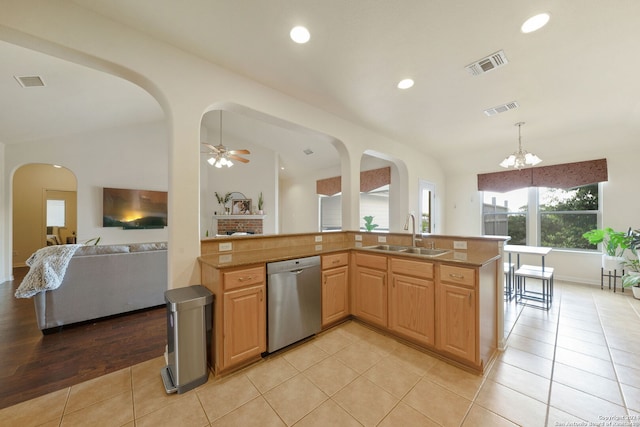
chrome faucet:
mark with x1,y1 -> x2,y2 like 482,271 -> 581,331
403,213 -> 419,247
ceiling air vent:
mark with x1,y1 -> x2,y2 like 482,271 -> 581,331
483,101 -> 519,116
465,50 -> 508,76
14,75 -> 45,87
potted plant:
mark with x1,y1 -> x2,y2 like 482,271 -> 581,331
215,192 -> 231,214
622,258 -> 640,299
582,227 -> 631,271
363,215 -> 378,232
257,192 -> 264,214
627,227 -> 640,260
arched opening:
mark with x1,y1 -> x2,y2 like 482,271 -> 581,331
199,104 -> 343,237
12,164 -> 77,267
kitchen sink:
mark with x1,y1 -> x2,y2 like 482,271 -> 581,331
366,245 -> 410,252
364,245 -> 450,257
401,247 -> 450,256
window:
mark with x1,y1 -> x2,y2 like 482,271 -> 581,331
539,184 -> 598,250
46,199 -> 66,227
482,183 -> 599,249
482,188 -> 528,245
359,185 -> 389,232
319,194 -> 342,231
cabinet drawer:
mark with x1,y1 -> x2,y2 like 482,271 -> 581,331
354,252 -> 387,270
440,265 -> 475,287
223,266 -> 265,291
391,257 -> 433,278
322,252 -> 349,269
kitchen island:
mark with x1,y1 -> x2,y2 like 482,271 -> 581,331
199,231 -> 507,376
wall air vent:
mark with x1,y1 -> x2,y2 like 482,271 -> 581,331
483,101 -> 519,117
465,50 -> 508,76
14,75 -> 45,87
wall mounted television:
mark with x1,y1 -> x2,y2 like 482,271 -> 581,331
103,187 -> 168,229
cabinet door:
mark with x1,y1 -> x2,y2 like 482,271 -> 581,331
223,284 -> 266,369
437,283 -> 476,362
322,266 -> 349,326
353,266 -> 387,327
389,274 -> 435,346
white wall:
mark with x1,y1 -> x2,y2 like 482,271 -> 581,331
444,149 -> 640,286
280,164 -> 342,234
6,121 -> 169,252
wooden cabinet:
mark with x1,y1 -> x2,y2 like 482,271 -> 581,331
352,252 -> 387,327
389,258 -> 435,346
436,264 -> 477,364
321,253 -> 349,327
222,284 -> 266,368
201,263 -> 266,375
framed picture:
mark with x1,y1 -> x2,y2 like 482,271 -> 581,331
232,199 -> 252,214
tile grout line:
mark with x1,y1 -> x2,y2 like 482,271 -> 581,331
543,284 -> 563,427
593,291 -> 631,417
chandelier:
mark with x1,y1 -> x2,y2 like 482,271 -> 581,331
499,122 -> 542,169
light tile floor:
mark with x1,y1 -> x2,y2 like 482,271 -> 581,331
2,281 -> 640,427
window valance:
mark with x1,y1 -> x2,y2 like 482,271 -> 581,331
477,158 -> 607,192
317,167 -> 391,196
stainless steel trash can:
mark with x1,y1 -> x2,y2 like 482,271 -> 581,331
161,285 -> 213,394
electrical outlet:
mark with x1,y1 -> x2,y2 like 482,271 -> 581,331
315,235 -> 322,242
355,235 -> 362,241
378,236 -> 387,243
218,254 -> 232,263
315,244 -> 323,251
453,241 -> 467,250
219,242 -> 233,251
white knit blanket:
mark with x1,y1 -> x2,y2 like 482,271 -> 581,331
15,244 -> 83,298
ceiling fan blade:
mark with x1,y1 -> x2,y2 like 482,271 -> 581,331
229,155 -> 250,163
228,149 -> 250,155
201,142 -> 221,153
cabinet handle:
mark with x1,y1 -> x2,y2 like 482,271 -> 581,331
238,276 -> 254,282
259,289 -> 263,301
449,273 -> 464,280
332,260 -> 340,264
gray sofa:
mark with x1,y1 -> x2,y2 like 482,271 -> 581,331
34,242 -> 168,333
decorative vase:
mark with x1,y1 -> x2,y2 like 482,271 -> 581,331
602,255 -> 625,272
632,286 -> 640,300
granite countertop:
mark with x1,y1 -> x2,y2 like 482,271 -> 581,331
198,242 -> 500,269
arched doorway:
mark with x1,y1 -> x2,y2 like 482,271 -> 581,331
12,164 -> 77,267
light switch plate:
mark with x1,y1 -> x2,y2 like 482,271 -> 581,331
315,235 -> 323,242
219,242 -> 232,251
355,235 -> 362,241
378,236 -> 387,243
453,241 -> 467,250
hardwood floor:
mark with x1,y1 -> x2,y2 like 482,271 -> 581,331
0,267 -> 166,409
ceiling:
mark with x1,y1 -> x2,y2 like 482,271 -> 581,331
3,0 -> 640,175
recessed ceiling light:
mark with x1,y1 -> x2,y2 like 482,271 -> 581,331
53,164 -> 62,168
521,13 -> 550,33
397,78 -> 414,89
290,26 -> 310,44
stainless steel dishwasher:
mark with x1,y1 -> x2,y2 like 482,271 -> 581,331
266,256 -> 321,353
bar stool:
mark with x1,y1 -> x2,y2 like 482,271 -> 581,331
514,264 -> 554,310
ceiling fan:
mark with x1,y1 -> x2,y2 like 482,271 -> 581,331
201,111 -> 251,168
